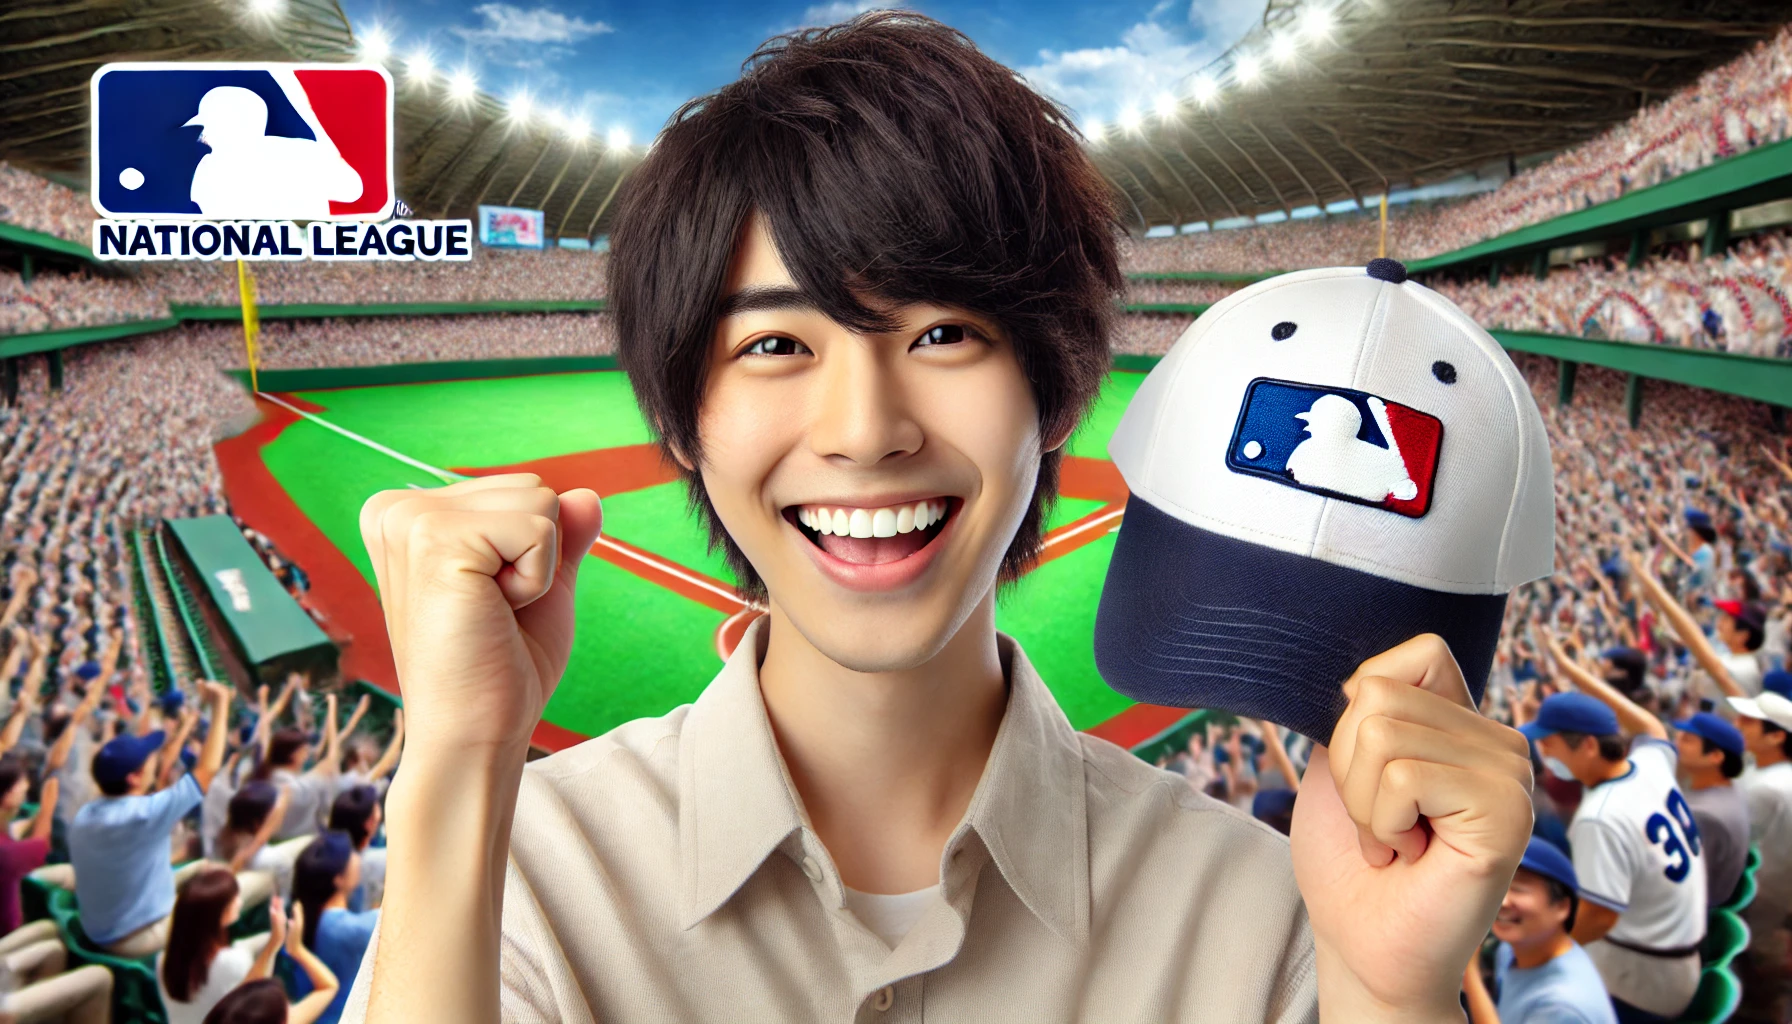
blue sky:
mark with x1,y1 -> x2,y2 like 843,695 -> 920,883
337,0 -> 1266,146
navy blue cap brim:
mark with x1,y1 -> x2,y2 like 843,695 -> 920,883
1519,721 -> 1553,742
1094,496 -> 1508,743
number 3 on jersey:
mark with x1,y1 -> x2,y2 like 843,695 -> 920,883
1645,790 -> 1702,883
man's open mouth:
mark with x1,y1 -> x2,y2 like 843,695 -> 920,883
786,498 -> 957,566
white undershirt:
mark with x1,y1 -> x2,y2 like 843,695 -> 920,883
842,885 -> 940,949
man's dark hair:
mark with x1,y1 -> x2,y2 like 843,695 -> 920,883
1557,730 -> 1626,762
0,755 -> 25,801
609,11 -> 1122,600
1692,524 -> 1718,545
1767,721 -> 1792,760
1697,735 -> 1745,779
1726,606 -> 1765,652
1542,876 -> 1579,932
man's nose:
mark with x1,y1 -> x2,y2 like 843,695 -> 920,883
808,342 -> 923,466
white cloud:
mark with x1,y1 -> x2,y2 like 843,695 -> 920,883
1016,0 -> 1262,129
797,0 -> 894,27
455,3 -> 613,44
451,3 -> 613,67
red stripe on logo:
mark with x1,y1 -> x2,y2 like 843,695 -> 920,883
293,69 -> 389,216
1381,401 -> 1443,517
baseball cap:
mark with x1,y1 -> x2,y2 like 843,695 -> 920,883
1672,711 -> 1745,757
1712,600 -> 1766,633
1728,690 -> 1792,732
1519,693 -> 1620,742
1252,788 -> 1298,821
1517,836 -> 1578,893
91,731 -> 166,789
1685,508 -> 1713,529
1095,260 -> 1555,741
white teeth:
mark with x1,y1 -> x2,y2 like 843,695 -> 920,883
872,508 -> 897,537
798,500 -> 949,537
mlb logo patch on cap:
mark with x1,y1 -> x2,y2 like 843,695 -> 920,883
1095,260 -> 1555,741
90,62 -> 394,221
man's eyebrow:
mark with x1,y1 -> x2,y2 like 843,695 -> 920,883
716,286 -> 821,320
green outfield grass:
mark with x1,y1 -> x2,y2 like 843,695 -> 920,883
258,369 -> 1146,736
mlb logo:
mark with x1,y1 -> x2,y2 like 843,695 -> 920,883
90,62 -> 394,221
1226,378 -> 1444,518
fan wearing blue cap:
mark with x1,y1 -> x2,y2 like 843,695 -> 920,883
1463,837 -> 1617,1024
67,681 -> 235,957
1669,712 -> 1751,908
1519,673 -> 1707,1019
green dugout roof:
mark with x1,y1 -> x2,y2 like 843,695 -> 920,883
165,515 -> 332,667
1408,137 -> 1792,274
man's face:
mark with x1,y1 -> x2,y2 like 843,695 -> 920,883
695,215 -> 1049,671
1674,730 -> 1720,773
1715,614 -> 1744,651
1491,869 -> 1570,946
1739,716 -> 1776,758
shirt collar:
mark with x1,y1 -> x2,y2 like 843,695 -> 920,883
677,615 -> 1091,948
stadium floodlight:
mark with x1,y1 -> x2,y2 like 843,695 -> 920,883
1300,5 -> 1335,41
606,127 -> 631,150
357,25 -> 389,61
1234,53 -> 1262,84
1271,32 -> 1299,66
247,0 -> 284,18
508,93 -> 534,123
1118,105 -> 1142,133
1191,74 -> 1219,106
1084,116 -> 1105,143
1154,92 -> 1177,122
405,50 -> 435,81
448,70 -> 478,104
567,117 -> 592,140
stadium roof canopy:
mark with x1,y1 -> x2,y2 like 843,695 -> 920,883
1089,0 -> 1792,232
0,0 -> 642,240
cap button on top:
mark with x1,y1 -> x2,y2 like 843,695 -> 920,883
1365,257 -> 1408,283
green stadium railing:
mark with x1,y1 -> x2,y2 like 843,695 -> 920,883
0,221 -> 93,266
1121,302 -> 1211,315
1409,136 -> 1792,275
0,301 -> 606,357
1125,270 -> 1279,283
169,299 -> 605,320
225,354 -> 619,391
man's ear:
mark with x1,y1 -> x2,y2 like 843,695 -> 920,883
1043,418 -> 1077,454
666,441 -> 696,473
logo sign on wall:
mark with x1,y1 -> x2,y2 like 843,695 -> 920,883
89,62 -> 471,261
477,205 -> 546,249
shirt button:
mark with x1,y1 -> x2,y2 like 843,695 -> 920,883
801,856 -> 823,883
872,986 -> 894,1012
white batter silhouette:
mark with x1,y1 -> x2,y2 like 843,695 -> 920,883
1284,393 -> 1419,503
185,82 -> 363,219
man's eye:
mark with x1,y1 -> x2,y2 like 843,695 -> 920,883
742,336 -> 808,357
915,324 -> 969,347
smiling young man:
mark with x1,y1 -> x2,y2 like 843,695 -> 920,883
346,14 -> 1532,1023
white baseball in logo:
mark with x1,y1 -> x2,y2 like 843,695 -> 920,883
1285,394 -> 1419,503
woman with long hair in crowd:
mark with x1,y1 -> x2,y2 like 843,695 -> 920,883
197,902 -> 338,1024
157,869 -> 285,1024
289,832 -> 376,1024
216,782 -> 303,900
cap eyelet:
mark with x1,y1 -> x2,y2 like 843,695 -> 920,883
1432,361 -> 1457,385
1270,322 -> 1297,341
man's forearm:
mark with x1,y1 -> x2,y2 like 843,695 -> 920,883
367,743 -> 526,1024
1317,942 -> 1465,1024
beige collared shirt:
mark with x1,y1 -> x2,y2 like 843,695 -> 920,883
342,619 -> 1317,1023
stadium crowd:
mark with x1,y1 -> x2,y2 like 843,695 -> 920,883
1435,229 -> 1792,359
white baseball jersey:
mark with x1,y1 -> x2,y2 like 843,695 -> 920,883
1569,737 -> 1708,951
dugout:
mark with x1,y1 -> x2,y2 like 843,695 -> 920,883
163,515 -> 338,687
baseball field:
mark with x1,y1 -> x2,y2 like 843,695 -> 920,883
213,365 -> 1192,753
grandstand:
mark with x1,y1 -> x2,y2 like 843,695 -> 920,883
0,1 -> 1790,1022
